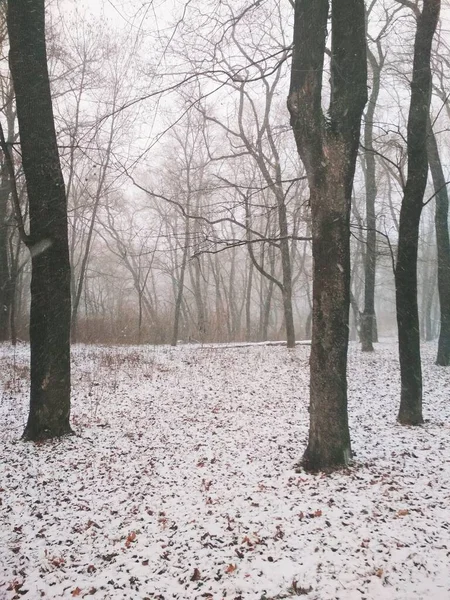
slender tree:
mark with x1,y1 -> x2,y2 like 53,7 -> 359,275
0,25 -> 14,342
427,118 -> 450,365
360,23 -> 385,351
395,0 -> 440,425
288,0 -> 367,471
7,0 -> 72,439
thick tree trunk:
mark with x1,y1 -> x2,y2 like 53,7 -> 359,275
7,0 -> 72,440
288,0 -> 367,471
395,0 -> 440,425
427,120 -> 450,365
307,182 -> 353,469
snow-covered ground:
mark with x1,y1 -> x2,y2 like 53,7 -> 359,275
0,340 -> 449,600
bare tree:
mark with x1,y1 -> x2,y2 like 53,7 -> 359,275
427,117 -> 450,365
0,83 -> 14,342
395,0 -> 440,425
360,4 -> 399,351
7,0 -> 72,440
288,0 -> 367,471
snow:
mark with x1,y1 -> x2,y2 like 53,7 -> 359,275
0,340 -> 449,600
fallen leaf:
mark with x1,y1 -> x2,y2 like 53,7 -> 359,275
397,509 -> 409,517
190,568 -> 202,581
71,588 -> 82,597
225,563 -> 237,574
125,531 -> 137,548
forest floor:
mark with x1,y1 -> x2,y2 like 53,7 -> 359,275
0,340 -> 449,600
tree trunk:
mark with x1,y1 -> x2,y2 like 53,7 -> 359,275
245,258 -> 253,341
395,0 -> 440,425
427,119 -> 450,365
288,0 -> 367,471
361,46 -> 382,352
0,90 -> 15,343
277,193 -> 296,347
7,0 -> 72,440
172,221 -> 190,346
423,265 -> 436,341
0,176 -> 10,341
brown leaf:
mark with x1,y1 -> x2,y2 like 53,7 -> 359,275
71,588 -> 82,597
375,567 -> 384,578
125,531 -> 137,548
225,563 -> 237,574
397,509 -> 409,517
314,509 -> 322,518
190,568 -> 202,581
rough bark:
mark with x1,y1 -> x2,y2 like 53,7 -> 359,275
288,0 -> 367,471
395,0 -> 440,425
427,119 -> 450,365
7,0 -> 72,440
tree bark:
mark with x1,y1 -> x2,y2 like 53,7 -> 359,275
427,118 -> 450,365
395,0 -> 440,425
0,89 -> 15,342
288,0 -> 367,471
245,257 -> 253,341
171,220 -> 190,346
0,171 -> 11,341
361,46 -> 382,352
7,0 -> 72,440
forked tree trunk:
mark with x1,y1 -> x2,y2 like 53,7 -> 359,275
7,0 -> 72,440
427,119 -> 450,365
288,0 -> 367,471
395,0 -> 440,425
